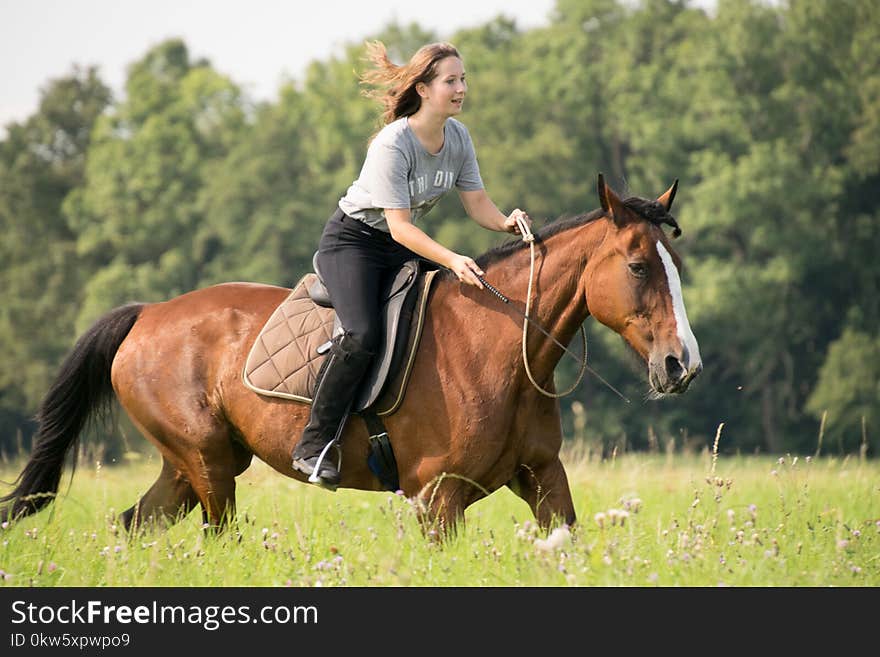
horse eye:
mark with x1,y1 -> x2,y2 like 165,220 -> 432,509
628,262 -> 648,278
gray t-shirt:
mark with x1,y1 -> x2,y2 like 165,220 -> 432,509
338,117 -> 485,232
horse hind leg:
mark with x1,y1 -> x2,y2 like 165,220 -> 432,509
118,408 -> 253,533
120,457 -> 200,532
181,434 -> 253,532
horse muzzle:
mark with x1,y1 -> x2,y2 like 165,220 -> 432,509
648,352 -> 702,395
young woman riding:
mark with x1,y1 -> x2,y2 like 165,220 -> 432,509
291,41 -> 532,488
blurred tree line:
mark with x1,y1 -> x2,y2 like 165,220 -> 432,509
1,0 -> 877,460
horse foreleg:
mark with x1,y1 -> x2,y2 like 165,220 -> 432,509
509,458 -> 576,530
415,474 -> 470,541
120,458 -> 200,531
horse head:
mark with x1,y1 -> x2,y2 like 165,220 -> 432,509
584,174 -> 702,396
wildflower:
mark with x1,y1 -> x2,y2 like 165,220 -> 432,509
647,573 -> 659,584
602,555 -> 612,566
852,530 -> 861,538
594,512 -> 606,529
534,526 -> 572,552
0,522 -> 7,530
726,509 -> 735,523
777,457 -> 785,465
47,562 -> 57,573
114,546 -> 122,553
805,456 -> 812,463
771,470 -> 778,477
837,540 -> 849,550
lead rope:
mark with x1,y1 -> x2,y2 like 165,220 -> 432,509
515,216 -> 588,398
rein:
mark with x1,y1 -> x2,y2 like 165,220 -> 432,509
479,217 -> 630,403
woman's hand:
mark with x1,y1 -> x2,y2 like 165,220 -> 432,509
448,253 -> 484,289
503,208 -> 531,235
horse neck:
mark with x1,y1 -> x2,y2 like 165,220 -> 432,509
479,217 -> 609,380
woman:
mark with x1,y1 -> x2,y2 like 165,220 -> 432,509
292,41 -> 531,488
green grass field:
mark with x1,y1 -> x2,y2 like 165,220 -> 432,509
1,446 -> 877,587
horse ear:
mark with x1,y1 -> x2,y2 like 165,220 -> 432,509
597,172 -> 627,227
598,173 -> 610,212
657,179 -> 679,212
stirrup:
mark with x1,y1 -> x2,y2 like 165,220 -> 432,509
308,439 -> 342,485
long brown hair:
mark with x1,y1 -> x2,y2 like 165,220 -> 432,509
360,41 -> 462,125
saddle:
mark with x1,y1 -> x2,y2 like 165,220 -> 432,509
243,256 -> 439,490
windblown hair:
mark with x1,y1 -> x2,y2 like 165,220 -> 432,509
360,41 -> 462,126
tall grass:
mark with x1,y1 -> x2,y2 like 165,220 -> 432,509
1,447 -> 877,587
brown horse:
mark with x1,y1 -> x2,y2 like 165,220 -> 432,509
1,175 -> 701,535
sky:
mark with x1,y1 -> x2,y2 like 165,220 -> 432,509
0,0 -> 558,132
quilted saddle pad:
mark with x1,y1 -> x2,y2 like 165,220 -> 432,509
242,274 -> 334,403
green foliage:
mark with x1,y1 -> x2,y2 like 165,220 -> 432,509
0,66 -> 111,439
1,1 -> 878,457
806,328 -> 879,453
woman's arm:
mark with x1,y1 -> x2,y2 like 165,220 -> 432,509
459,189 -> 530,234
385,208 -> 485,289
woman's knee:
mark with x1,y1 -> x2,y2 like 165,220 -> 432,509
338,327 -> 380,357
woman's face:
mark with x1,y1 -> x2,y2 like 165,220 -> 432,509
418,56 -> 467,118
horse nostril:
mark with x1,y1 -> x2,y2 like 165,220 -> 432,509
665,355 -> 685,382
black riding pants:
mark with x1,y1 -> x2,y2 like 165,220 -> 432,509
316,207 -> 420,355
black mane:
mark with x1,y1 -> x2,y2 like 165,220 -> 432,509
475,208 -> 605,269
474,197 -> 681,270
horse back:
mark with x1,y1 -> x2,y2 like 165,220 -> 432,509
112,282 -> 291,393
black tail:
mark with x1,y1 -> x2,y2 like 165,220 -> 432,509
0,303 -> 144,522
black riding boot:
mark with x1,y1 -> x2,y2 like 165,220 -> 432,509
292,332 -> 373,489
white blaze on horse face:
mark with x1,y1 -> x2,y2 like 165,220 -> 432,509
656,241 -> 702,371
